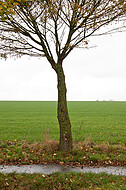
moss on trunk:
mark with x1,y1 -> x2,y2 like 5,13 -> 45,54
56,63 -> 72,151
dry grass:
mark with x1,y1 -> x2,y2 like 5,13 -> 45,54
73,137 -> 92,150
96,142 -> 110,152
73,138 -> 126,153
40,129 -> 59,152
114,144 -> 126,150
29,140 -> 59,153
22,129 -> 59,153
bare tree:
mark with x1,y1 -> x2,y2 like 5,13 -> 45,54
0,0 -> 126,151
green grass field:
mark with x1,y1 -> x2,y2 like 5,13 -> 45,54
0,101 -> 126,145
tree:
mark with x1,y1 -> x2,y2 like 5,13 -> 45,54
0,0 -> 126,151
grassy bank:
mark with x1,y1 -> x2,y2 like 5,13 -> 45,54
0,139 -> 125,166
0,101 -> 126,144
0,172 -> 126,190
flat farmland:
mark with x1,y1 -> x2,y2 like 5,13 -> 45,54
0,101 -> 126,145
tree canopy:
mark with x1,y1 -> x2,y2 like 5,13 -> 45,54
0,0 -> 125,62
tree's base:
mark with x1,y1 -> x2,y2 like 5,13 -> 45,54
59,141 -> 72,152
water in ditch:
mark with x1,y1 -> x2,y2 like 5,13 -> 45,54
0,164 -> 126,176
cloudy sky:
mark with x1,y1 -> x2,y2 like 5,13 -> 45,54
0,31 -> 126,101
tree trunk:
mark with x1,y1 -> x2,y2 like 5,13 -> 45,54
56,63 -> 72,151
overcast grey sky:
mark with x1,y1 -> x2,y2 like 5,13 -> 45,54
0,31 -> 126,101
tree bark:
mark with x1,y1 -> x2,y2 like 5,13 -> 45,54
56,63 -> 72,151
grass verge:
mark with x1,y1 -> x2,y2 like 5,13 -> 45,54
0,172 -> 126,190
0,138 -> 126,166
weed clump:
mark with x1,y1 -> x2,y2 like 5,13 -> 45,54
29,140 -> 59,153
